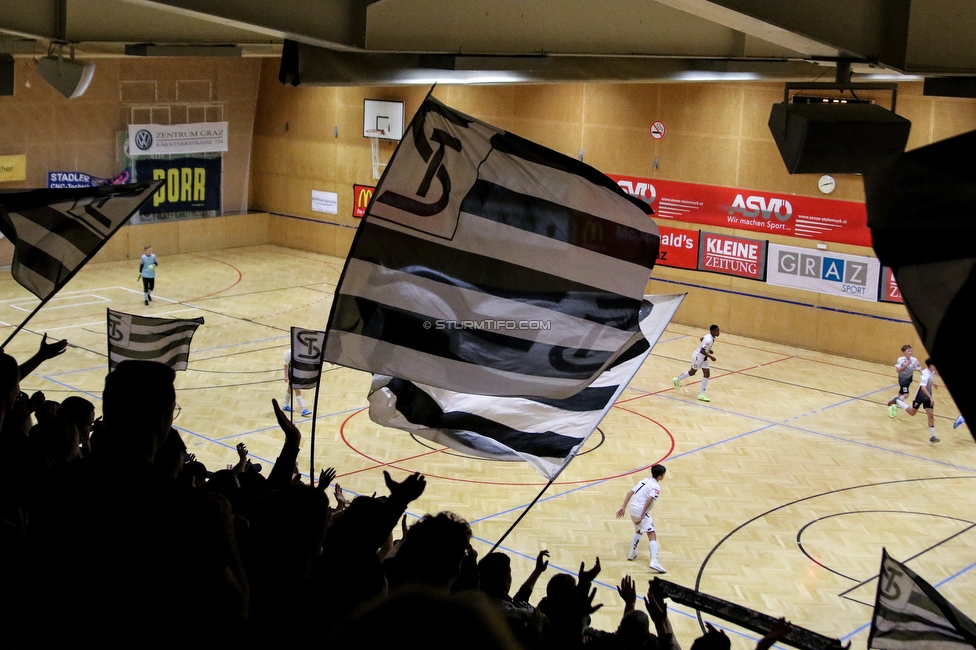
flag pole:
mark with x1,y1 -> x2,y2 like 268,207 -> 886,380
489,478 -> 555,553
308,344 -> 327,486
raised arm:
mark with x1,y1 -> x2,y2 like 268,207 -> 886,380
18,333 -> 68,378
513,550 -> 549,603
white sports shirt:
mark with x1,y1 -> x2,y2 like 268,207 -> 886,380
697,333 -> 715,356
629,477 -> 661,516
919,368 -> 935,394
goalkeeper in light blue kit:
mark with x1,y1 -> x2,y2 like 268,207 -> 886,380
139,245 -> 158,306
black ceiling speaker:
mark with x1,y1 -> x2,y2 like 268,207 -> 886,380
768,101 -> 911,174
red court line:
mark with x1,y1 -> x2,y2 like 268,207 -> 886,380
187,254 -> 244,301
615,354 -> 795,405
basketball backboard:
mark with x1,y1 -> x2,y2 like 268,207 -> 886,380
363,99 -> 404,141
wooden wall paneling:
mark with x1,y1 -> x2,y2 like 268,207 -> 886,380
178,217 -> 227,253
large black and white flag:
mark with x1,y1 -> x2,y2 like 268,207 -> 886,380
868,549 -> 976,650
107,309 -> 204,371
289,327 -> 327,390
325,96 -> 660,399
0,182 -> 163,301
368,294 -> 682,479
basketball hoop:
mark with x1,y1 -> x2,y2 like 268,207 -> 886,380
366,128 -> 387,180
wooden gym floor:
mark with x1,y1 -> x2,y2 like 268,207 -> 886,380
2,244 -> 973,648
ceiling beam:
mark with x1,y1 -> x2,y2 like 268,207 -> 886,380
0,0 -> 61,40
653,0 -> 910,69
118,0 -> 369,50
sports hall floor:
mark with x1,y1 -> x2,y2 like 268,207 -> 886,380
2,244 -> 973,648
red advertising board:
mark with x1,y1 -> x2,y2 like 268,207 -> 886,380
697,231 -> 767,280
880,266 -> 904,303
608,173 -> 871,247
657,225 -> 699,270
353,184 -> 375,218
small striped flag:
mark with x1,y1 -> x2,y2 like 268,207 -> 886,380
107,309 -> 204,371
367,294 -> 683,479
289,327 -> 327,390
869,549 -> 976,650
324,96 -> 659,400
0,182 -> 162,301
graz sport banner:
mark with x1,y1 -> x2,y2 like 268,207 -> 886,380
609,174 -> 870,247
135,157 -> 221,215
767,243 -> 880,302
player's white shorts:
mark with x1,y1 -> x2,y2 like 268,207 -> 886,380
630,511 -> 655,534
690,352 -> 710,371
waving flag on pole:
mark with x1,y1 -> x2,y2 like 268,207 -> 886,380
868,549 -> 976,650
0,183 -> 162,301
368,294 -> 683,479
325,96 -> 660,399
289,327 -> 327,389
107,309 -> 204,371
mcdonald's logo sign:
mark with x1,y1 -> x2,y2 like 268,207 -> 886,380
353,184 -> 376,218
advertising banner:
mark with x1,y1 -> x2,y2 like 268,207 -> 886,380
47,171 -> 131,189
608,173 -> 871,247
0,154 -> 26,182
879,266 -> 904,304
312,190 -> 338,214
127,122 -> 228,157
135,157 -> 221,215
353,184 -> 375,218
657,225 -> 699,270
698,231 -> 767,280
767,243 -> 880,301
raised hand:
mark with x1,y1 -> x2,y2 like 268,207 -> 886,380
534,550 -> 550,574
272,398 -> 301,447
28,391 -> 46,413
643,578 -> 669,626
236,442 -> 248,461
38,333 -> 68,361
383,470 -> 426,503
583,587 -> 603,616
333,483 -> 348,510
317,467 -> 336,491
617,575 -> 637,612
579,557 -> 601,585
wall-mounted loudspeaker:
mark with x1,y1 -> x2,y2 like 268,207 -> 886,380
1,54 -> 13,96
36,53 -> 95,99
768,102 -> 911,174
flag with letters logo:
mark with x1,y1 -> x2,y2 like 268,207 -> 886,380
325,96 -> 660,399
106,309 -> 204,371
868,549 -> 976,650
368,294 -> 682,479
289,327 -> 327,389
0,182 -> 162,301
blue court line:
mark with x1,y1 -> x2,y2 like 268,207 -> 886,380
193,334 -> 289,354
651,277 -> 913,325
214,406 -> 364,440
649,390 -> 976,474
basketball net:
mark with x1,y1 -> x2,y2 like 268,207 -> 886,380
366,128 -> 386,180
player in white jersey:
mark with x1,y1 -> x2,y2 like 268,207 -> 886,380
283,349 -> 311,417
893,358 -> 939,443
673,324 -> 719,402
887,344 -> 922,418
615,464 -> 667,573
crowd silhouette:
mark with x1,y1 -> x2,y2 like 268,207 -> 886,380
0,338 -> 819,649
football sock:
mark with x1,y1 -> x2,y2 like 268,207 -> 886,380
630,533 -> 641,553
930,426 -> 937,437
896,399 -> 909,411
700,377 -> 709,393
296,395 -> 306,411
677,372 -> 691,382
649,540 -> 659,561
284,392 -> 292,408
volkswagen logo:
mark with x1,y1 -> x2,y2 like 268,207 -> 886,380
134,129 -> 154,151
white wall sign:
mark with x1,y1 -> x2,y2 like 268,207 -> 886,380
311,190 -> 338,214
127,122 -> 229,157
766,243 -> 880,302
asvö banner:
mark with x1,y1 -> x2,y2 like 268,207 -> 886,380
127,122 -> 228,157
767,243 -> 880,302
